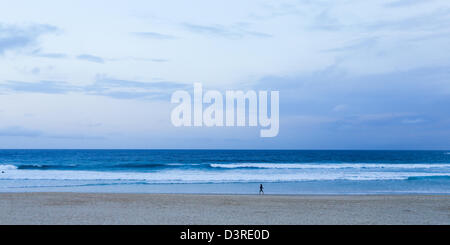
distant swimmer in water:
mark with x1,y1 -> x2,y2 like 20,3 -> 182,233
259,184 -> 264,195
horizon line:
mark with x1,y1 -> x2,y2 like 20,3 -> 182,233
0,148 -> 448,151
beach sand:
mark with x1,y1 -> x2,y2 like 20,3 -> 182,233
0,193 -> 449,225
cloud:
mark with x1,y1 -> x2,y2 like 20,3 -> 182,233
305,2 -> 449,40
342,113 -> 415,125
0,126 -> 105,139
321,37 -> 378,53
85,75 -> 190,100
132,32 -> 176,39
312,10 -> 342,31
364,8 -> 450,32
0,23 -> 59,55
248,2 -> 304,20
0,126 -> 42,137
31,49 -> 68,59
148,58 -> 169,62
385,0 -> 430,8
77,54 -> 104,63
92,75 -> 189,89
107,57 -> 169,63
46,134 -> 106,140
402,118 -> 426,124
31,50 -> 164,63
0,75 -> 190,100
254,65 -> 450,134
0,80 -> 78,94
332,104 -> 348,112
182,23 -> 272,39
31,67 -> 40,75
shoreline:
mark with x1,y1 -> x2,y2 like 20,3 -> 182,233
2,191 -> 450,195
1,192 -> 449,225
3,179 -> 449,195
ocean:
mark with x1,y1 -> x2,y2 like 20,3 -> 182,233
0,150 -> 449,194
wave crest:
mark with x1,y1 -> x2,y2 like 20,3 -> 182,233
209,163 -> 450,169
0,164 -> 18,171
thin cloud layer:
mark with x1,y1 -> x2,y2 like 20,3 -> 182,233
77,54 -> 105,63
0,76 -> 190,100
132,32 -> 177,40
182,23 -> 272,39
1,80 -> 78,94
0,23 -> 58,55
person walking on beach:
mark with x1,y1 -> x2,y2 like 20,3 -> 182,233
259,184 -> 264,195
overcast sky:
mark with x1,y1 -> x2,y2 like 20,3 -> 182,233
1,0 -> 450,149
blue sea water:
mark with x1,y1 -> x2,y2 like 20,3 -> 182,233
0,150 -> 449,194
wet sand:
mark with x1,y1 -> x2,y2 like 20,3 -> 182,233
0,193 -> 449,225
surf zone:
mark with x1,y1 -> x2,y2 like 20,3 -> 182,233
170,83 -> 279,137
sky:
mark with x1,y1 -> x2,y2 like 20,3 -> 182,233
1,0 -> 450,149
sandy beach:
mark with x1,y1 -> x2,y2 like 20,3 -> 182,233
0,193 -> 448,225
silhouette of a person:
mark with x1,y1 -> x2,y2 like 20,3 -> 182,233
259,184 -> 264,195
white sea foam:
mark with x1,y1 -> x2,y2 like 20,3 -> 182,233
0,164 -> 18,171
209,163 -> 450,169
0,168 -> 449,183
